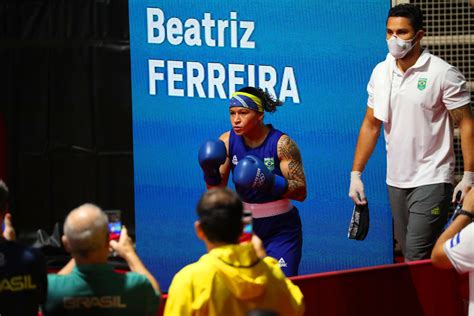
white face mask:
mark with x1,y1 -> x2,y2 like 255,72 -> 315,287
386,35 -> 417,59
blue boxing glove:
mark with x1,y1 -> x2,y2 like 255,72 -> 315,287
233,155 -> 288,196
198,140 -> 227,186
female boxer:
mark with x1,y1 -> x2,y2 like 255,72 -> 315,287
198,86 -> 307,276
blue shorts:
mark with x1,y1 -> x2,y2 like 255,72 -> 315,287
252,207 -> 302,277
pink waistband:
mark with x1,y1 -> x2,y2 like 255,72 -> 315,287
243,199 -> 293,218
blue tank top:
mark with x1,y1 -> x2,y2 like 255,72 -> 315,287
229,124 -> 285,203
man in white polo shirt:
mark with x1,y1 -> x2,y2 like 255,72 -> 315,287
432,188 -> 474,315
349,4 -> 473,261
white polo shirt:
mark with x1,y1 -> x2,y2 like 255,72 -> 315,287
368,50 -> 471,188
444,223 -> 474,316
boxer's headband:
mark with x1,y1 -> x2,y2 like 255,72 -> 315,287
229,92 -> 264,113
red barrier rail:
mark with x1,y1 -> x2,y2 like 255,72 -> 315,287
291,259 -> 468,316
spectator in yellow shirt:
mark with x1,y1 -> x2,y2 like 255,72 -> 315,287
165,188 -> 305,316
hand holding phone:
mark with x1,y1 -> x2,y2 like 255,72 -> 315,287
109,225 -> 135,258
104,210 -> 122,241
2,213 -> 15,241
240,210 -> 253,243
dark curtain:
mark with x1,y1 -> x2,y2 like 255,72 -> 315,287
0,0 -> 134,240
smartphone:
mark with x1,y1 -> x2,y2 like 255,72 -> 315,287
240,210 -> 253,242
104,210 -> 122,241
445,191 -> 463,230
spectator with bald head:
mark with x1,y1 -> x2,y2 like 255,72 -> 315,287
44,203 -> 160,316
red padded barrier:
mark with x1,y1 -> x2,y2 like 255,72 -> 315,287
290,259 -> 467,316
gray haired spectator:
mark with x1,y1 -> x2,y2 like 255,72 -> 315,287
44,203 -> 160,315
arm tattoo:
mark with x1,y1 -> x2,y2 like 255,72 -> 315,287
449,105 -> 473,126
278,136 -> 307,201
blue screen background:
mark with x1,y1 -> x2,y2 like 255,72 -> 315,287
129,0 -> 392,291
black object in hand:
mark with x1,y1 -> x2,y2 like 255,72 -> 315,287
348,201 -> 370,241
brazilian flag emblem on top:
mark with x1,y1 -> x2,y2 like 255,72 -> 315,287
264,157 -> 275,171
417,78 -> 427,91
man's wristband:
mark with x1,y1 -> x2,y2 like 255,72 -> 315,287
454,209 -> 474,221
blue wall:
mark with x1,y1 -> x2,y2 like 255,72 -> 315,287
129,0 -> 392,291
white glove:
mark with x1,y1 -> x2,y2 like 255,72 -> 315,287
452,171 -> 474,203
349,171 -> 367,205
